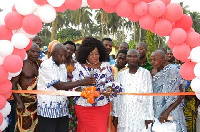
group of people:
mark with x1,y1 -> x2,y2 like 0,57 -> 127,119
4,36 -> 200,132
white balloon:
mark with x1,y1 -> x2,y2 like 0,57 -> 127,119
0,118 -> 9,131
196,93 -> 200,100
47,0 -> 65,7
17,28 -> 36,38
81,0 -> 88,7
0,56 -> 5,65
11,33 -> 30,49
15,0 -> 34,15
37,4 -> 56,23
191,77 -> 200,93
194,63 -> 200,78
0,101 -> 11,117
0,40 -> 14,57
190,46 -> 200,63
8,70 -> 22,78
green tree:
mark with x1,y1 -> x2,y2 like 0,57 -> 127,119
189,11 -> 200,33
145,30 -> 156,59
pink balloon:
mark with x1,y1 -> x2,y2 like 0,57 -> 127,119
0,95 -> 6,110
142,0 -> 153,3
65,0 -> 82,10
24,39 -> 32,51
2,92 -> 12,100
167,39 -> 175,49
116,0 -> 134,17
128,10 -> 140,22
175,14 -> 193,31
164,3 -> 183,22
158,0 -> 171,5
139,13 -> 155,30
134,1 -> 148,16
5,12 -> 23,30
34,0 -> 47,5
186,28 -> 195,33
12,48 -> 26,60
173,43 -> 191,62
22,14 -> 42,35
87,0 -> 105,9
105,0 -> 120,6
102,4 -> 116,13
180,62 -> 196,80
185,32 -> 200,49
12,5 -> 17,12
149,0 -> 166,18
3,55 -> 23,73
0,79 -> 12,95
169,28 -> 186,44
155,19 -> 172,36
150,25 -> 156,33
55,3 -> 67,12
0,25 -> 13,40
128,0 -> 141,3
0,112 -> 3,125
0,66 -> 8,84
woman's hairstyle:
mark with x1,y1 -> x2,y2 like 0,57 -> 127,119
77,37 -> 107,64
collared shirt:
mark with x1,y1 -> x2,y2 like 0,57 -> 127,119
72,62 -> 122,107
39,50 -> 48,60
139,60 -> 152,71
37,57 -> 69,118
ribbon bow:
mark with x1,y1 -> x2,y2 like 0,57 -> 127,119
81,86 -> 100,104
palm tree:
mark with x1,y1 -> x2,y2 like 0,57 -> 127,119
189,11 -> 200,33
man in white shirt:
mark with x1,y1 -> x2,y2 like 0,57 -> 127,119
37,43 -> 95,132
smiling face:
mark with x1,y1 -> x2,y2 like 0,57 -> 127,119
102,40 -> 112,55
52,44 -> 67,66
27,43 -> 40,62
126,50 -> 139,67
116,53 -> 127,68
87,48 -> 100,64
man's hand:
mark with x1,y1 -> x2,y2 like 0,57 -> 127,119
17,102 -> 25,113
145,120 -> 153,129
160,110 -> 170,123
112,117 -> 118,127
81,77 -> 96,86
102,87 -> 113,97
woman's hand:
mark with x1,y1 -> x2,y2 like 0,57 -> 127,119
102,87 -> 113,97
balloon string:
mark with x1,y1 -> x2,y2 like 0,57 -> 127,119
11,90 -> 196,96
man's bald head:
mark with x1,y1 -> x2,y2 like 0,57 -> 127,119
27,43 -> 40,61
127,49 -> 140,57
136,42 -> 147,50
119,42 -> 129,50
51,43 -> 67,66
31,43 -> 40,49
51,43 -> 66,53
151,50 -> 166,59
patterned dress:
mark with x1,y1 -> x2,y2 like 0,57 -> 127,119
152,64 -> 187,132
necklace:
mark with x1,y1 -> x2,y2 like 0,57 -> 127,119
86,60 -> 99,65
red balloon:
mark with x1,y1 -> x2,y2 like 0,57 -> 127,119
0,112 -> 3,125
12,5 -> 17,12
34,0 -> 47,5
12,48 -> 26,60
65,0 -> 82,10
128,10 -> 140,22
180,62 -> 196,80
139,13 -> 155,30
173,43 -> 191,62
24,39 -> 32,51
169,28 -> 186,45
0,66 -> 8,84
105,0 -> 120,6
167,40 -> 175,49
116,0 -> 134,17
186,28 -> 195,34
159,0 -> 171,5
142,0 -> 153,3
128,0 -> 140,3
164,3 -> 183,22
149,0 -> 166,18
0,25 -> 13,40
102,4 -> 116,13
5,12 -> 23,30
150,25 -> 156,33
87,0 -> 105,9
0,79 -> 12,95
134,1 -> 148,16
3,55 -> 23,73
175,14 -> 193,31
0,95 -> 6,110
55,3 -> 67,12
2,92 -> 12,100
185,32 -> 200,49
22,14 -> 42,35
155,19 -> 172,36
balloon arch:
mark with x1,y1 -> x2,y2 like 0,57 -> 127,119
0,0 -> 200,130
